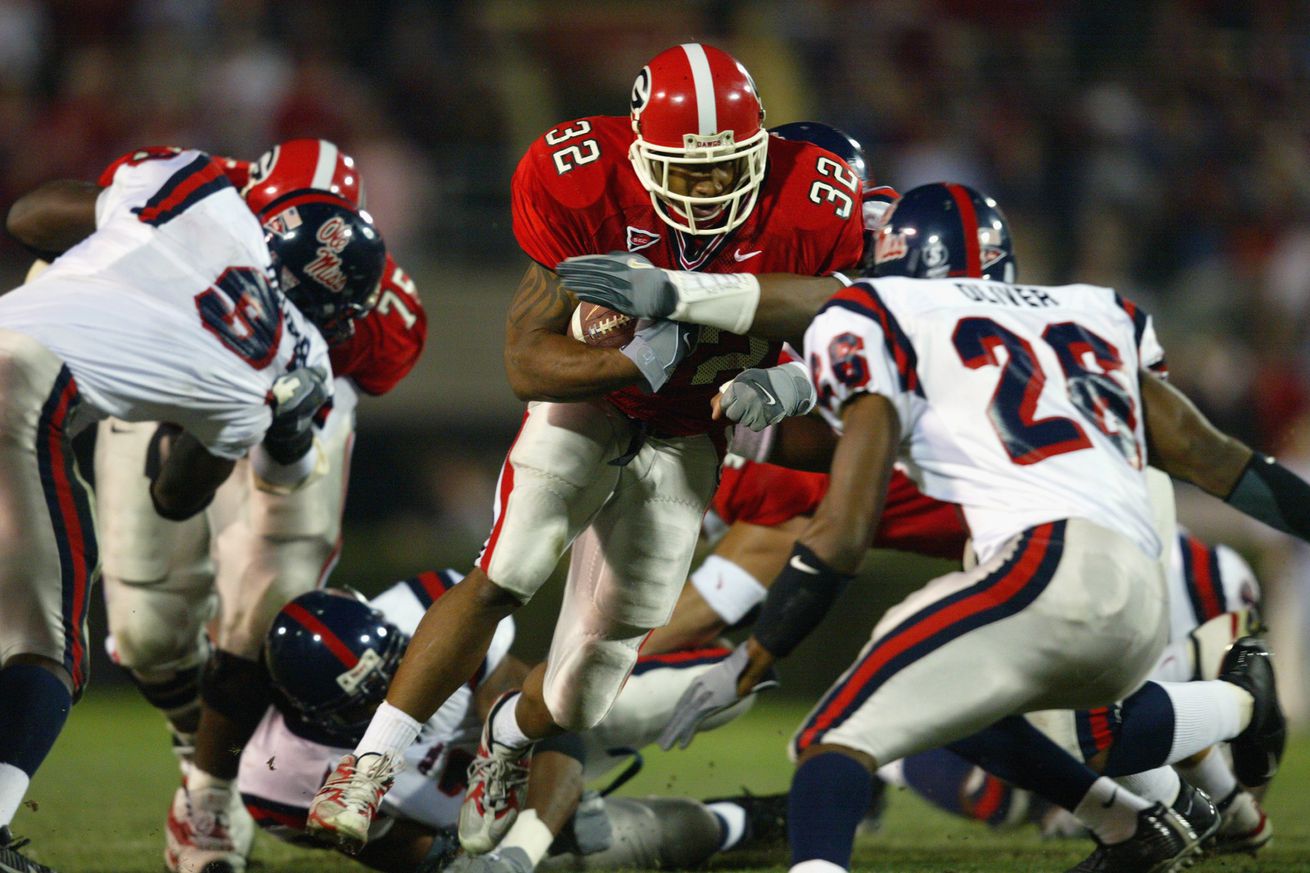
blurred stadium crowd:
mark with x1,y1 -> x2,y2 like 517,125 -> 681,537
2,0 -> 1310,710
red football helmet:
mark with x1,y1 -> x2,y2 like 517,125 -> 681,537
629,43 -> 767,236
242,139 -> 365,214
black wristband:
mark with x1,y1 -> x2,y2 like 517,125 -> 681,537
754,543 -> 855,659
1226,453 -> 1310,541
261,425 -> 314,466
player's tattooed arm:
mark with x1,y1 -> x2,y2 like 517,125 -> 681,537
5,179 -> 100,260
504,261 -> 645,401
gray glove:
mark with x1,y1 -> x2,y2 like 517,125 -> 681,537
263,365 -> 331,464
622,319 -> 700,392
720,363 -> 816,431
657,644 -> 779,751
439,847 -> 534,873
556,253 -> 677,318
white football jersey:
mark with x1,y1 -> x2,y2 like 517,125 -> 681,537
1165,532 -> 1260,643
0,149 -> 330,459
238,571 -> 515,835
806,276 -> 1166,563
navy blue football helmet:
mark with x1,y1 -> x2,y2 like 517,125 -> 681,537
867,182 -> 1014,282
771,121 -> 867,183
264,589 -> 407,744
259,189 -> 386,345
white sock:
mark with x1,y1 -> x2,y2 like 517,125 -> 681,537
501,809 -> 554,864
490,692 -> 531,752
1174,747 -> 1238,805
1160,680 -> 1251,762
705,801 -> 748,851
789,860 -> 847,873
0,763 -> 31,828
1115,767 -> 1181,806
186,767 -> 232,797
1074,777 -> 1152,844
354,700 -> 423,758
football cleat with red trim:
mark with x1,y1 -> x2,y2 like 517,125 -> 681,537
1210,788 -> 1272,856
458,692 -> 534,855
305,752 -> 400,854
164,783 -> 254,873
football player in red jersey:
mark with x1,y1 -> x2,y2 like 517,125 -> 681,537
84,140 -> 427,873
306,43 -> 864,856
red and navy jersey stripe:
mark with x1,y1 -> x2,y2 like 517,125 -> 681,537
794,521 -> 1065,752
1178,533 -> 1225,626
35,366 -> 96,696
1074,704 -> 1122,762
1113,292 -> 1166,375
241,792 -> 308,831
632,646 -> 732,676
405,569 -> 459,608
132,154 -> 233,227
823,282 -> 924,396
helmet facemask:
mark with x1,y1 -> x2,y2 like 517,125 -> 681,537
629,127 -> 768,236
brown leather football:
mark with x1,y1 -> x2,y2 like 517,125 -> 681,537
570,303 -> 635,348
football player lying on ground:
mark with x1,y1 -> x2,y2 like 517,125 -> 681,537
11,140 -> 426,873
557,182 -> 1304,873
238,572 -> 784,873
0,148 -> 355,873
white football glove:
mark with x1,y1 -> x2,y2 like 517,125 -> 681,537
622,319 -> 700,392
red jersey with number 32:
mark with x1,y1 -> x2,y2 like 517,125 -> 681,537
512,117 -> 865,437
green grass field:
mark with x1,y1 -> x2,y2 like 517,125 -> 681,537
12,690 -> 1310,872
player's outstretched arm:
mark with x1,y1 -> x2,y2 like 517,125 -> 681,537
556,254 -> 842,341
504,262 -> 650,401
5,179 -> 100,259
657,395 -> 899,750
743,393 -> 900,678
1143,369 -> 1310,541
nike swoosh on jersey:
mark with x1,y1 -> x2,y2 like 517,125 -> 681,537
733,248 -> 763,262
789,555 -> 820,574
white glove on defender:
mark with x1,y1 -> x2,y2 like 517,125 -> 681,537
719,362 -> 816,431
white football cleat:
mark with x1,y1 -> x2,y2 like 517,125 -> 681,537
458,693 -> 533,855
305,752 -> 399,854
164,783 -> 249,873
1211,788 -> 1272,856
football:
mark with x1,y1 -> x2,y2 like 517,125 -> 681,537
570,302 -> 636,348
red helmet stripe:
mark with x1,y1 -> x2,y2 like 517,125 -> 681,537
945,182 -> 982,278
681,43 -> 718,135
282,602 -> 360,668
311,140 -> 340,191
